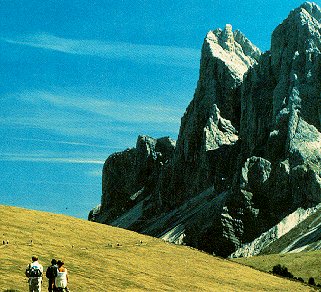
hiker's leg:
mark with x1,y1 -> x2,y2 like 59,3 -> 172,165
29,282 -> 33,292
35,277 -> 42,292
48,279 -> 53,292
29,278 -> 38,292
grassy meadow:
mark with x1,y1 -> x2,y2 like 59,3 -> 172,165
233,251 -> 321,285
0,205 -> 313,291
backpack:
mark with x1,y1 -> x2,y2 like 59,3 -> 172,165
26,264 -> 42,277
46,265 -> 58,279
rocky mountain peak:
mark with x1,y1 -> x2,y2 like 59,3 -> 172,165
269,1 -> 321,133
205,25 -> 260,80
220,24 -> 235,52
299,2 -> 321,20
90,3 -> 321,258
162,25 -> 261,204
272,2 -> 321,75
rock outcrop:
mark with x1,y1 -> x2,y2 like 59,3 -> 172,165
230,203 -> 321,258
90,2 -> 321,257
89,135 -> 175,223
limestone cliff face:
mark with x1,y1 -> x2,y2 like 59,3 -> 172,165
191,2 -> 321,256
187,2 -> 321,256
239,2 -> 321,215
152,25 -> 260,210
90,2 -> 321,257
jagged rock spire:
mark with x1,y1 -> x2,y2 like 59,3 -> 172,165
221,24 -> 235,52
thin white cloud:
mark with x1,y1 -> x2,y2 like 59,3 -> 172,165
0,115 -> 139,138
12,137 -> 119,149
0,153 -> 104,164
16,90 -> 182,124
1,91 -> 181,149
3,33 -> 200,68
2,90 -> 181,141
19,180 -> 98,186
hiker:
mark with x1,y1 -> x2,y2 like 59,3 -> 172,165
26,256 -> 44,292
46,259 -> 58,292
55,260 -> 69,292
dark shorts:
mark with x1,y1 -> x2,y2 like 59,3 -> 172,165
29,277 -> 42,292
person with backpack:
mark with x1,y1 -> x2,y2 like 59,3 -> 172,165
25,256 -> 44,292
46,259 -> 58,292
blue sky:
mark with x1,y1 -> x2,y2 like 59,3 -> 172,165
0,0 -> 319,218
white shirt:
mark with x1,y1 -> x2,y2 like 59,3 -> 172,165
27,261 -> 44,279
55,268 -> 68,288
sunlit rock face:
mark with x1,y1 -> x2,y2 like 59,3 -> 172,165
152,24 -> 260,211
90,2 -> 321,257
239,2 -> 321,211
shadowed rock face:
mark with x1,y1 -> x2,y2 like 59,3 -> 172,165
90,135 -> 175,223
90,3 -> 321,257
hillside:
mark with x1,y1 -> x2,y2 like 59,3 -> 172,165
233,250 -> 321,285
0,205 -> 311,291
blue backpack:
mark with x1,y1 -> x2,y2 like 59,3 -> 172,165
26,264 -> 42,277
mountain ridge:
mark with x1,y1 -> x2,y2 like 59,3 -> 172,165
90,2 -> 321,257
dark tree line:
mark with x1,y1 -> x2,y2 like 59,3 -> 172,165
271,264 -> 320,288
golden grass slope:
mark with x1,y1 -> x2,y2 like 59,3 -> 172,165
0,205 -> 312,291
